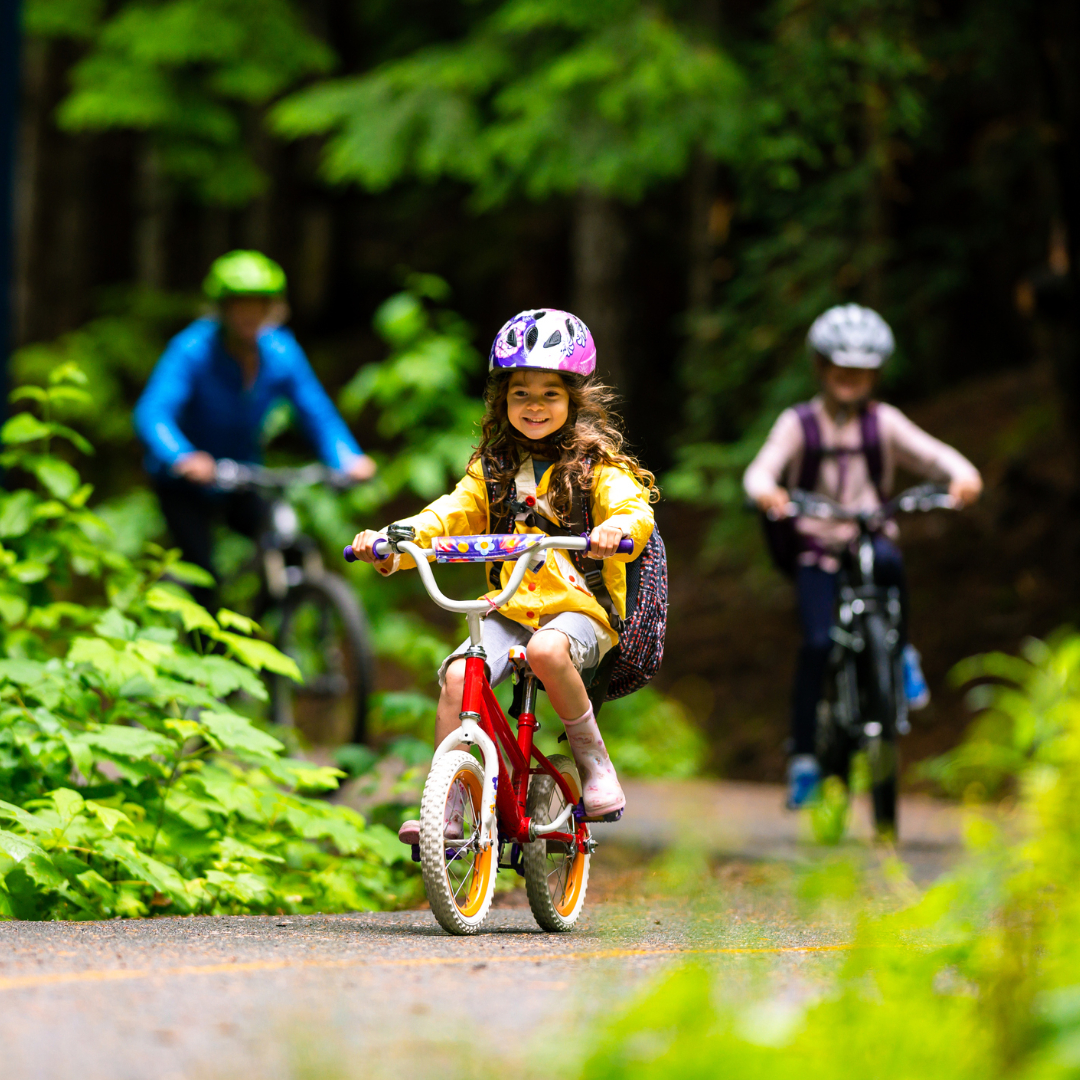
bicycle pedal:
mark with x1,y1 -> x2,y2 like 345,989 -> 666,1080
410,844 -> 420,863
574,801 -> 623,824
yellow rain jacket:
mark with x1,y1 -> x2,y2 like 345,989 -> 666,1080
375,455 -> 655,652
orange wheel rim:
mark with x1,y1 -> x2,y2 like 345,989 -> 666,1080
444,767 -> 493,918
551,770 -> 588,917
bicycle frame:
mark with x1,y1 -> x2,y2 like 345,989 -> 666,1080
393,534 -> 596,855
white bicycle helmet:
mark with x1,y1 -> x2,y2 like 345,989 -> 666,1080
807,304 -> 895,369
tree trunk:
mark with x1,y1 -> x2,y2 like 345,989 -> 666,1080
571,189 -> 628,392
135,142 -> 168,290
13,36 -> 46,347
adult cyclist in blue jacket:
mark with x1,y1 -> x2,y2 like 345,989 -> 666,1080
134,250 -> 375,607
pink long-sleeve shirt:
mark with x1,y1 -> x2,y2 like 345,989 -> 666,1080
743,396 -> 980,565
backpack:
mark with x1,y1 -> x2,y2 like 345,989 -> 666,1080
762,401 -> 885,577
482,453 -> 667,707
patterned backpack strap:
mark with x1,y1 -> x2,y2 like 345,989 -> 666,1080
568,459 -> 625,634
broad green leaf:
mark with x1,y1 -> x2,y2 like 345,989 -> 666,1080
209,630 -> 301,680
0,799 -> 52,833
200,711 -> 284,757
9,386 -> 47,404
49,361 -> 88,386
67,636 -> 155,685
97,837 -> 190,904
145,585 -> 218,632
0,657 -> 50,687
0,489 -> 37,538
50,788 -> 85,826
155,652 -> 267,700
215,836 -> 285,865
216,608 -> 261,635
94,607 -> 139,641
22,852 -> 67,889
32,458 -> 81,500
10,560 -> 50,583
166,561 -> 216,587
0,829 -> 45,863
0,592 -> 28,626
1,412 -> 52,444
78,725 -> 174,761
85,801 -> 131,835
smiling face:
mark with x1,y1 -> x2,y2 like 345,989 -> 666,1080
505,369 -> 570,442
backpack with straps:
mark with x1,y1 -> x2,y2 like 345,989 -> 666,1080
761,401 -> 884,576
482,453 -> 667,706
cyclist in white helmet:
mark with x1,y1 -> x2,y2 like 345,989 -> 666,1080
743,304 -> 983,809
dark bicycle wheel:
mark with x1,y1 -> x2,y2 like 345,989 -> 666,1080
863,613 -> 899,835
270,573 -> 375,746
818,648 -> 855,784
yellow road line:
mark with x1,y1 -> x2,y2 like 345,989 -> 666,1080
0,942 -> 852,993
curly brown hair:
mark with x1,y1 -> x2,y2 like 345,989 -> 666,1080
472,369 -> 659,525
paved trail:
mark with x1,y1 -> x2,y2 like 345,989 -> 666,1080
0,781 -> 965,1080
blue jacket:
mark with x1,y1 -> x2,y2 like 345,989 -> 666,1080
134,319 -> 363,476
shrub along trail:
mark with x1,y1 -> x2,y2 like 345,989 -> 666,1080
0,781 -> 965,1080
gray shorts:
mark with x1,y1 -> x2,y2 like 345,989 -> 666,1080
437,611 -> 602,688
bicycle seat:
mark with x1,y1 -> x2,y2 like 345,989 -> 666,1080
508,645 -> 531,672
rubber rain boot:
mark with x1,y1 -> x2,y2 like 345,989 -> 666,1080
563,705 -> 625,818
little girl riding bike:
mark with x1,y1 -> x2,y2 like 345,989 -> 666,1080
349,309 -> 658,846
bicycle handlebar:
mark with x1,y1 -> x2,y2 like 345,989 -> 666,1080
343,534 -> 633,616
776,482 -> 954,525
343,533 -> 633,563
212,458 -> 356,493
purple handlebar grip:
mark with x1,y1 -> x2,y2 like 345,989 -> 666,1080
580,532 -> 634,554
343,541 -> 390,562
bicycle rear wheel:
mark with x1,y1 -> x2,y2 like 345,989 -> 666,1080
271,574 -> 375,746
419,751 -> 496,936
523,754 -> 590,932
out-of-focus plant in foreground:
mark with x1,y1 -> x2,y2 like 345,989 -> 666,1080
576,631 -> 1080,1079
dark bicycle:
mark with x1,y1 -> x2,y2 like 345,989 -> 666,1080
785,482 -> 954,836
214,459 -> 376,747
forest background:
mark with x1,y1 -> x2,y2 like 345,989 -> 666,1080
9,0 -> 1080,782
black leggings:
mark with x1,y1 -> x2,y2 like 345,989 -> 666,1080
791,537 -> 908,756
155,479 -> 267,610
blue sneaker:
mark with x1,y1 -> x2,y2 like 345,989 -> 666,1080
786,754 -> 821,810
902,644 -> 930,711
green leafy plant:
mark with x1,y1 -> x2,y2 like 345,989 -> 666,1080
0,366 -> 416,919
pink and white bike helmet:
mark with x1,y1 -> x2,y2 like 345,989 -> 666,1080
807,304 -> 895,369
488,309 -> 596,377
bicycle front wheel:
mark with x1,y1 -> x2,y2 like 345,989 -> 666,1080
523,754 -> 590,932
420,751 -> 497,936
271,574 -> 375,746
864,613 -> 899,836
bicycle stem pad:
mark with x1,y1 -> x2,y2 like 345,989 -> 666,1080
431,534 -> 544,564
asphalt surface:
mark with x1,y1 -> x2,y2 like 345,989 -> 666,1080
0,781 -> 965,1080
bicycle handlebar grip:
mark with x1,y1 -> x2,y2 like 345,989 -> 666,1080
343,540 -> 391,562
579,532 -> 634,555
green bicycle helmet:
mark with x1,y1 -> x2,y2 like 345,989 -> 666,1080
203,250 -> 287,301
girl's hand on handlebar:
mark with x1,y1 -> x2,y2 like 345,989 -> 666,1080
588,523 -> 626,559
349,529 -> 385,564
756,487 -> 790,518
949,475 -> 982,509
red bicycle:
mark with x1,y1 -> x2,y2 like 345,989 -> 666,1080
345,525 -> 632,935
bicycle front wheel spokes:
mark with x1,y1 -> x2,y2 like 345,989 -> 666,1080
523,754 -> 590,932
419,751 -> 496,936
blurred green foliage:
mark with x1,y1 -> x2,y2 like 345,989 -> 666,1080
26,0 -> 333,203
0,368 -> 416,919
272,0 -> 745,204
575,632 -> 1080,1078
